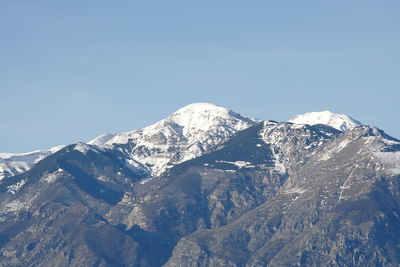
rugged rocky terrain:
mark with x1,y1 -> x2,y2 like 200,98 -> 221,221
166,126 -> 400,266
0,103 -> 399,266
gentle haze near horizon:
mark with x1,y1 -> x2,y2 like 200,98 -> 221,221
1,1 -> 400,153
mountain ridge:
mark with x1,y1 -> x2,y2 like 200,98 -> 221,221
0,104 -> 364,181
89,102 -> 258,176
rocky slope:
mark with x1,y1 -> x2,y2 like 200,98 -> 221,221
165,126 -> 400,267
0,143 -> 146,266
0,120 -> 342,266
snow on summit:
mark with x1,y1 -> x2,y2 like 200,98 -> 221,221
168,103 -> 255,135
90,103 -> 258,175
288,110 -> 362,131
91,103 -> 256,147
170,102 -> 236,126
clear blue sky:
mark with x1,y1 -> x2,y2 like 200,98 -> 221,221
1,1 -> 399,153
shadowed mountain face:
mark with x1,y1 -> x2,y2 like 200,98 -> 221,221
165,126 -> 400,267
0,144 -> 147,266
0,107 -> 399,266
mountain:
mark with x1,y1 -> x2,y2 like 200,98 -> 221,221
0,103 -> 256,180
288,110 -> 362,131
0,107 -> 361,182
89,103 -> 258,176
0,121 -> 340,266
0,104 -> 399,266
0,146 -> 65,180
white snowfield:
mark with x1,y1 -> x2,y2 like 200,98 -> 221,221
288,110 -> 362,131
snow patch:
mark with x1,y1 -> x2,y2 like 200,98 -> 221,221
74,143 -> 91,154
283,187 -> 307,194
139,177 -> 155,185
49,145 -> 66,153
97,175 -> 111,182
42,169 -> 64,183
289,110 -> 362,131
88,133 -> 117,146
216,160 -> 255,169
7,180 -> 27,194
374,151 -> 400,175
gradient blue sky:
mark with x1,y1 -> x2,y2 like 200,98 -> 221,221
1,1 -> 399,153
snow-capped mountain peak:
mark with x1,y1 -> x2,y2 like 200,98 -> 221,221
167,102 -> 256,138
90,103 -> 258,176
169,102 -> 236,125
288,110 -> 362,131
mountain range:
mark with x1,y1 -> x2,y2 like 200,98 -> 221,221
0,103 -> 399,266
0,104 -> 360,181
